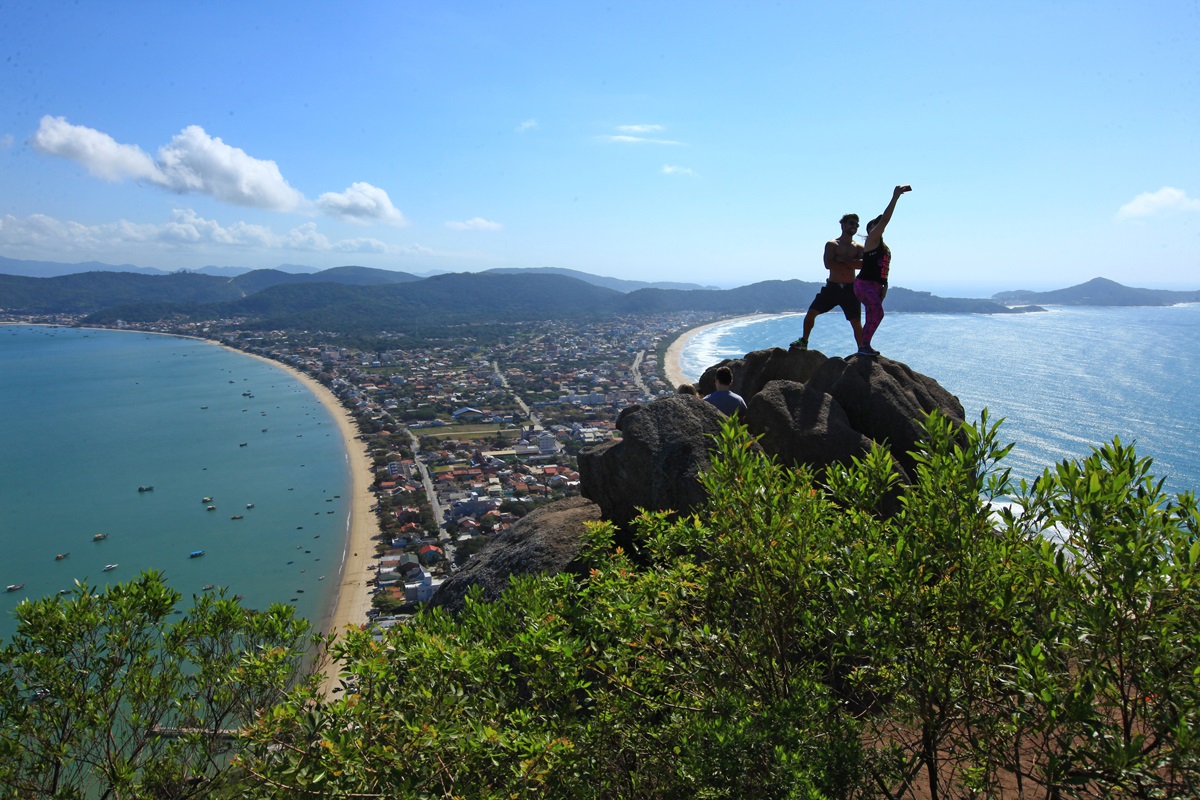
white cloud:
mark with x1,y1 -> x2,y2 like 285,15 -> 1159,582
602,134 -> 684,145
617,124 -> 664,134
32,116 -> 161,182
155,125 -> 306,211
1117,187 -> 1200,220
516,118 -> 538,133
0,210 -> 416,258
316,181 -> 408,226
445,217 -> 502,231
32,116 -> 306,212
334,237 -> 391,253
662,164 -> 695,176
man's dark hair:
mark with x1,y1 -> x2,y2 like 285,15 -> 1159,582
840,213 -> 859,225
715,366 -> 734,385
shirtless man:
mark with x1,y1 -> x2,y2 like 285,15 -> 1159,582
790,214 -> 864,350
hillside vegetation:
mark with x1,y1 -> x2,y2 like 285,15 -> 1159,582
3,413 -> 1198,798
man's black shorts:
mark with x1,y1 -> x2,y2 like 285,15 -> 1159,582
807,281 -> 860,320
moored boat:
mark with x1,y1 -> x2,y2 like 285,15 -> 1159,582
137,485 -> 154,492
55,552 -> 70,560
5,583 -> 24,592
102,564 -> 118,572
189,550 -> 205,558
92,533 -> 109,541
230,514 -> 244,520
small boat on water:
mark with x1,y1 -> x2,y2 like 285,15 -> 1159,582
102,564 -> 118,572
246,503 -> 255,509
92,533 -> 109,541
202,496 -> 213,503
202,584 -> 215,591
55,552 -> 70,560
6,584 -> 24,592
230,514 -> 244,520
206,505 -> 217,511
58,589 -> 70,595
137,485 -> 154,492
238,442 -> 248,447
189,550 -> 205,558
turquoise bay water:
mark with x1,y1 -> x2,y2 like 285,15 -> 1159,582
0,326 -> 351,643
679,305 -> 1200,497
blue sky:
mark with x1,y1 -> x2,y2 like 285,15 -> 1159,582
1,1 -> 1197,294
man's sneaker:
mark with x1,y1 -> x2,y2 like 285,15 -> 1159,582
856,345 -> 880,357
789,337 -> 808,350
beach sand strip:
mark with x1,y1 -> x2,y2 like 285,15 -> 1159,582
662,313 -> 780,389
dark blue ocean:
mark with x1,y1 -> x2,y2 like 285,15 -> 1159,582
678,305 -> 1200,498
0,326 -> 351,643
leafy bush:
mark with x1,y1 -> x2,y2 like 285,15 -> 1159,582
0,572 -> 314,798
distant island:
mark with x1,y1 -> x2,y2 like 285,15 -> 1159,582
2,256 -> 1196,337
993,276 -> 1200,307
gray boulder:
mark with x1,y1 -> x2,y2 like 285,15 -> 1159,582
688,347 -> 964,483
697,346 -> 826,398
745,379 -> 874,475
578,394 -> 728,543
429,496 -> 601,615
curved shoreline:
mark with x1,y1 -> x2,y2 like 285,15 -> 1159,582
5,324 -> 379,694
225,349 -> 378,636
55,326 -> 377,640
214,346 -> 378,698
663,313 -> 785,388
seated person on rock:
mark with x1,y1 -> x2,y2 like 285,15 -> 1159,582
703,366 -> 748,416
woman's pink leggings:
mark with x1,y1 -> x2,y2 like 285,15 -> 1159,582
854,279 -> 885,347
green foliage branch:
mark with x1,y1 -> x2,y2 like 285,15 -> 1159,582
0,571 -> 314,798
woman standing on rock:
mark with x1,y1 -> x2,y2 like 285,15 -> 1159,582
854,184 -> 911,357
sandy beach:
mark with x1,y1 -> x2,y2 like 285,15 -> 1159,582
662,313 -> 782,389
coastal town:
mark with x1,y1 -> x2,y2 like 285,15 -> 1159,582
1,308 -> 724,635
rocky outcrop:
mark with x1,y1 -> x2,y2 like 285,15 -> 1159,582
696,346 -> 827,399
699,347 -> 964,482
746,379 -> 873,476
577,394 -> 730,548
429,496 -> 601,615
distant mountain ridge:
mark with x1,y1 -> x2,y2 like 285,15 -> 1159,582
3,266 -> 1032,333
482,267 -> 717,293
993,277 -> 1200,306
0,256 -> 325,279
3,265 -> 1193,337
